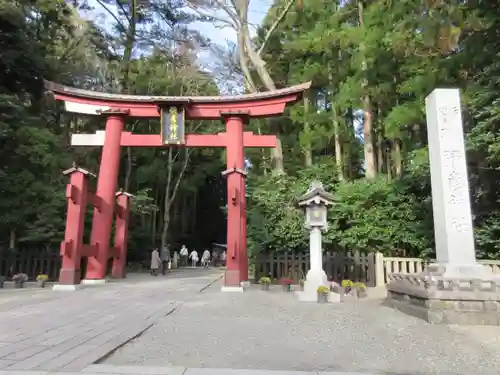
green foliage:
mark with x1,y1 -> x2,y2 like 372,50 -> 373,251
331,179 -> 433,256
247,160 -> 339,255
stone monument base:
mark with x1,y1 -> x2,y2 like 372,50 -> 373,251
385,269 -> 500,325
425,262 -> 497,280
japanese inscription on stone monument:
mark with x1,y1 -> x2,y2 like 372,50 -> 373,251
436,101 -> 471,232
426,88 -> 476,264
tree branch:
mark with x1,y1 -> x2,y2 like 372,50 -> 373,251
257,0 -> 296,57
94,0 -> 127,33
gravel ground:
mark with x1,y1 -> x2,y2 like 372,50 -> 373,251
104,281 -> 500,375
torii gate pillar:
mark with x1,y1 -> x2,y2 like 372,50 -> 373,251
221,114 -> 249,290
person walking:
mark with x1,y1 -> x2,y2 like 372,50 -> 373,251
211,249 -> 218,267
189,249 -> 199,268
201,249 -> 211,268
150,248 -> 161,276
180,245 -> 188,267
220,250 -> 227,267
161,245 -> 171,275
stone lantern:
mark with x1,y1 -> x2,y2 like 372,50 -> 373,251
296,181 -> 336,302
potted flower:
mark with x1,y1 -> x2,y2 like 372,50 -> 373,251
280,277 -> 293,292
353,282 -> 368,298
317,285 -> 329,303
12,273 -> 28,288
341,279 -> 353,295
0,276 -> 5,289
36,274 -> 49,288
259,276 -> 271,291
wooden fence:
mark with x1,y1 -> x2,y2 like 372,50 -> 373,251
0,246 -> 61,281
254,251 -> 376,287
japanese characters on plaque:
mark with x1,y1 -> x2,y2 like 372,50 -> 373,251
437,105 -> 472,233
160,106 -> 185,145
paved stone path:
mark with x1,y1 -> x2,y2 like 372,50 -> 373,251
1,270 -> 500,375
0,270 -> 222,374
0,364 -> 384,375
105,281 -> 500,375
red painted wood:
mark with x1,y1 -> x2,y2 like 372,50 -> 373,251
87,193 -> 102,210
111,193 -> 131,279
223,116 -> 247,287
86,115 -> 124,280
120,132 -> 227,147
81,244 -> 98,258
58,171 -> 88,285
119,132 -> 276,148
240,180 -> 248,282
54,93 -> 301,119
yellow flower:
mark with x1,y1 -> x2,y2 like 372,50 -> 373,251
353,282 -> 366,289
317,285 -> 329,294
341,279 -> 353,287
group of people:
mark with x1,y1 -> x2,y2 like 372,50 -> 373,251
150,245 -> 227,276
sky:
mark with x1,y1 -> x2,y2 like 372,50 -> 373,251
81,0 -> 364,144
84,0 -> 272,46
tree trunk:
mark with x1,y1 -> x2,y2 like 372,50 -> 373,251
393,140 -> 403,178
9,229 -> 16,249
359,0 -> 377,180
120,0 -> 138,192
333,108 -> 344,182
362,97 -> 376,179
160,148 -> 191,250
386,142 -> 392,182
303,95 -> 313,167
161,148 -> 174,251
237,2 -> 285,173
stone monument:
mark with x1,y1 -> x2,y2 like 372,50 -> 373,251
295,181 -> 339,302
386,88 -> 500,325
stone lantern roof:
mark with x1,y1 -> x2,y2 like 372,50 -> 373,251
297,181 -> 335,207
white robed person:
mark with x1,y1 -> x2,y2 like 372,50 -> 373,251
180,245 -> 188,267
220,250 -> 227,266
150,248 -> 161,276
189,249 -> 199,268
201,249 -> 211,268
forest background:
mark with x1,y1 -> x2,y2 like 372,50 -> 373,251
1,0 -> 500,263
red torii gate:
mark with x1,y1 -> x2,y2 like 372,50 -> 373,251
46,81 -> 310,290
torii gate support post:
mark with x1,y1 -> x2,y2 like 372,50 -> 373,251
240,178 -> 248,283
56,167 -> 93,289
221,114 -> 248,289
85,111 -> 127,283
111,192 -> 133,279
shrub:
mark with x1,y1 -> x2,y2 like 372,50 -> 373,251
259,276 -> 271,285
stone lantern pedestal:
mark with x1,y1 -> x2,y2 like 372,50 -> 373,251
295,181 -> 339,303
